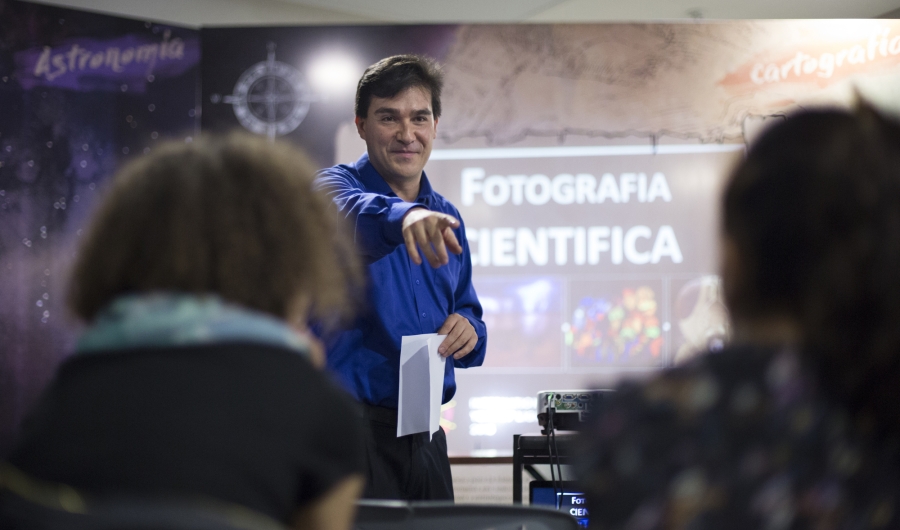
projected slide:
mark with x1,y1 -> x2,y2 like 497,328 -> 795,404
198,19 -> 900,455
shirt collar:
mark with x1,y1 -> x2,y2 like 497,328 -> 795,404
354,152 -> 435,204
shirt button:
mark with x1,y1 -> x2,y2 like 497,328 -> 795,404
416,280 -> 420,285
421,312 -> 426,318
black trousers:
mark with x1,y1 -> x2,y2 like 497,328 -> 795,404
360,404 -> 454,501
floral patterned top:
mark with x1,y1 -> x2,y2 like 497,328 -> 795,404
579,344 -> 900,529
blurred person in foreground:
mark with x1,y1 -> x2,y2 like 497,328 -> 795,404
0,134 -> 366,530
579,104 -> 900,529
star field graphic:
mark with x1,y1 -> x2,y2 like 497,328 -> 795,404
0,0 -> 199,454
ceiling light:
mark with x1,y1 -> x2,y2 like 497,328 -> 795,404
309,53 -> 360,95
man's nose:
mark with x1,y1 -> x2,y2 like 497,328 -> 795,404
396,121 -> 415,143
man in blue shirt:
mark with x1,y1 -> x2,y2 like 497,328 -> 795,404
316,55 -> 487,500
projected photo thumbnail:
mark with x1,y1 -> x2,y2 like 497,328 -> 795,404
670,275 -> 730,365
565,281 -> 664,367
474,276 -> 564,368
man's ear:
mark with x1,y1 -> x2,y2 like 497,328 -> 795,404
355,115 -> 366,141
433,117 -> 439,138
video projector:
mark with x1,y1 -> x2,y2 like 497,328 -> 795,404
537,390 -> 609,434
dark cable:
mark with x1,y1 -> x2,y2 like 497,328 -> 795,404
551,421 -> 564,508
547,395 -> 559,505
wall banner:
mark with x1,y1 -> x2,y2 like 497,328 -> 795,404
202,20 -> 900,456
0,0 -> 199,454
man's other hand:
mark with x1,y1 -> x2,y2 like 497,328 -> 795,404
402,208 -> 462,267
437,313 -> 477,360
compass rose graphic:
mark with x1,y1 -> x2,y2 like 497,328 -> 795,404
214,43 -> 315,139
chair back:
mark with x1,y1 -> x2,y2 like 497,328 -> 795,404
1,493 -> 287,530
354,500 -> 580,530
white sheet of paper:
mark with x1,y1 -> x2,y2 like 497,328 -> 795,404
397,333 -> 447,440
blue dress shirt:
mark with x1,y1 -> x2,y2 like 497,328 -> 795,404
315,153 -> 487,408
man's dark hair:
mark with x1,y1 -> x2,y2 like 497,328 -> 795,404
355,55 -> 443,119
68,133 -> 363,327
722,102 -> 900,434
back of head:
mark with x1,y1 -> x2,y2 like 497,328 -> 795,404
723,103 -> 900,430
355,55 -> 443,119
69,133 -> 363,326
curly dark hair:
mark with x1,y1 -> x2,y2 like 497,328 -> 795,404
355,55 -> 443,119
723,103 -> 900,433
68,132 -> 364,327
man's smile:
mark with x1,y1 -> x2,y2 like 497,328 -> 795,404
390,149 -> 420,157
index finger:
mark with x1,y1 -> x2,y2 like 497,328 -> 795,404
442,226 -> 462,255
437,314 -> 458,336
440,334 -> 468,358
438,214 -> 459,228
437,320 -> 464,356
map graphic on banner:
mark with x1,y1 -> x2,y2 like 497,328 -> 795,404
211,43 -> 316,139
200,20 -> 900,456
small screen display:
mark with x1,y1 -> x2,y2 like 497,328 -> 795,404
529,481 -> 588,528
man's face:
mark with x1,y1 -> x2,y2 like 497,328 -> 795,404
356,85 -> 438,189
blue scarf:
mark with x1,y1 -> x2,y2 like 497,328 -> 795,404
76,293 -> 311,358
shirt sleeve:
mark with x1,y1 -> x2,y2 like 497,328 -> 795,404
451,217 -> 487,369
315,167 -> 422,263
